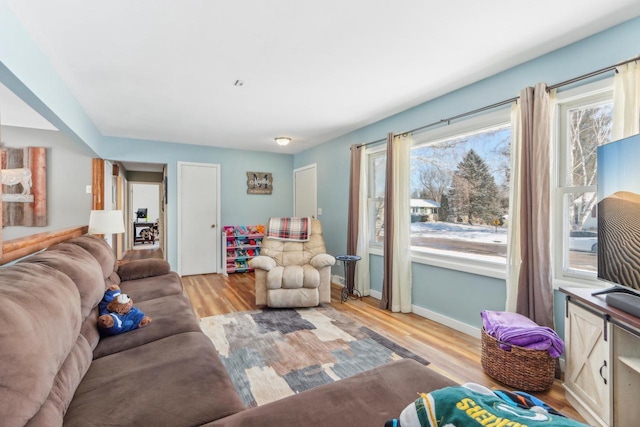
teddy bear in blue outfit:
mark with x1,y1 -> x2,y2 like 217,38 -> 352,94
97,285 -> 152,336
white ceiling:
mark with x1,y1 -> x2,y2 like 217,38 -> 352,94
4,1 -> 640,154
0,82 -> 57,131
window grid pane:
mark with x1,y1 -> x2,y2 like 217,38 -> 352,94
565,191 -> 598,274
409,124 -> 511,262
560,99 -> 612,278
568,102 -> 612,187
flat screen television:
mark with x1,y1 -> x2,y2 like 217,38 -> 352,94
593,133 -> 640,317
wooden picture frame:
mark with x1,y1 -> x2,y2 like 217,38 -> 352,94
1,147 -> 47,227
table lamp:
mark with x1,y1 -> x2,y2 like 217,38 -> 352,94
88,210 -> 125,238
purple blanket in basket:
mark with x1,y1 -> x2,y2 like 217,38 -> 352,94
481,310 -> 564,358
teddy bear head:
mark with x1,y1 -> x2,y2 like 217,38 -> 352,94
106,293 -> 134,315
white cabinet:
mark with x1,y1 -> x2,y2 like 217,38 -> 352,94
612,325 -> 640,427
565,301 -> 611,426
562,287 -> 640,427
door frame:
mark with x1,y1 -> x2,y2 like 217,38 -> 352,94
293,163 -> 317,218
128,181 -> 162,251
177,161 -> 221,276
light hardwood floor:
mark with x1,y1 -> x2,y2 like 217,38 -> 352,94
181,271 -> 585,422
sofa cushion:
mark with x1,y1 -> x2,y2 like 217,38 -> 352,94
310,253 -> 335,269
281,242 -> 309,265
118,271 -> 184,302
282,265 -> 303,289
302,264 -> 320,288
64,332 -> 246,427
0,263 -> 82,427
93,294 -> 201,359
201,359 -> 456,427
266,265 -> 320,291
248,255 -> 275,271
25,335 -> 93,427
66,235 -> 117,280
80,309 -> 101,351
116,258 -> 171,282
266,266 -> 284,289
267,288 -> 319,308
23,242 -> 105,319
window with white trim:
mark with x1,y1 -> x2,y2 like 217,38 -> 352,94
366,109 -> 511,270
410,111 -> 511,264
554,79 -> 613,281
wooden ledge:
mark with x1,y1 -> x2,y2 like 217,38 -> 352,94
1,225 -> 89,265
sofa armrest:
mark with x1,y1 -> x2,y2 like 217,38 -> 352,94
249,256 -> 276,271
310,253 -> 336,269
117,258 -> 171,282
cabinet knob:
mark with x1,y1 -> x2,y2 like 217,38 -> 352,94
211,224 -> 216,228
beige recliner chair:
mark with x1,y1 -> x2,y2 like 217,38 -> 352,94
249,219 -> 335,307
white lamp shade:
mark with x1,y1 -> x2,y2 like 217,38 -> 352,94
88,210 -> 126,234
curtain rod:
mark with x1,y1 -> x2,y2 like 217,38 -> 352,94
355,54 -> 640,149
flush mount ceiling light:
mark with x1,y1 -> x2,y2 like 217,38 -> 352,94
275,137 -> 291,146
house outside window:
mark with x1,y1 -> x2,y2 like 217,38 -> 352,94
554,79 -> 613,282
410,198 -> 440,222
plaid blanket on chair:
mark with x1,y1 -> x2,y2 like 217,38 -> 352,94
267,217 -> 311,241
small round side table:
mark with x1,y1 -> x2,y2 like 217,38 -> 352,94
335,254 -> 362,302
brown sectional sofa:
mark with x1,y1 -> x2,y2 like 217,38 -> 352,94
0,235 -> 455,427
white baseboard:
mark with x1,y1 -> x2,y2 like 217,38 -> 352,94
412,305 -> 480,338
367,290 -> 565,371
332,275 -> 345,286
368,290 -> 480,338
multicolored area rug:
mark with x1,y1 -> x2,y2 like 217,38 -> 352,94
200,306 -> 429,407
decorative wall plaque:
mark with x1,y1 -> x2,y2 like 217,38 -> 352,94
247,172 -> 272,195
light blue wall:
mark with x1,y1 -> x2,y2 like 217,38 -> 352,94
367,255 -> 506,328
102,137 -> 293,267
409,265 -> 506,328
554,290 -> 568,341
295,16 -> 640,332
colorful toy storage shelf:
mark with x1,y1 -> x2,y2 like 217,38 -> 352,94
223,225 -> 264,274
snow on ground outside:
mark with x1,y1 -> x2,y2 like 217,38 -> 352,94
411,221 -> 507,244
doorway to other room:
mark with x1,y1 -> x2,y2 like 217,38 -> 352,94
131,182 -> 161,249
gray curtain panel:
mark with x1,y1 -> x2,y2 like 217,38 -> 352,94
346,144 -> 363,285
516,83 -> 554,329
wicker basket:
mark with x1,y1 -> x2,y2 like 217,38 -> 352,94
480,328 -> 556,391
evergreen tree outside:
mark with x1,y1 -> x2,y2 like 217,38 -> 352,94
449,149 -> 501,225
438,193 -> 451,222
407,123 -> 511,261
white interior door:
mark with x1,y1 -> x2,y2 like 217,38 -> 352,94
178,162 -> 220,276
294,164 -> 317,218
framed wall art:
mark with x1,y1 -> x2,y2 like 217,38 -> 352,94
1,146 -> 48,226
247,171 -> 272,195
